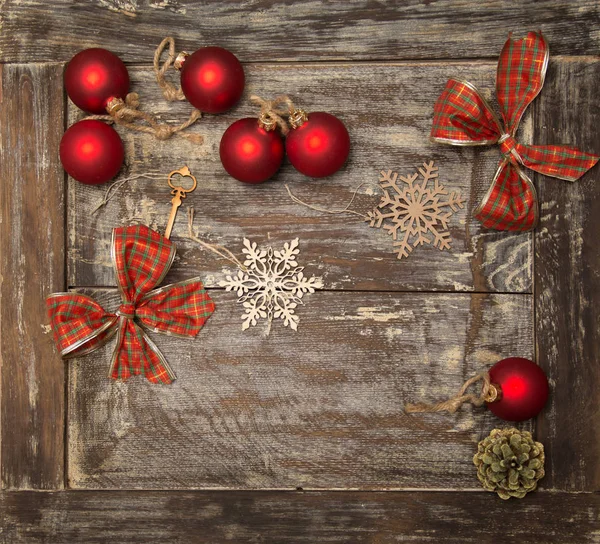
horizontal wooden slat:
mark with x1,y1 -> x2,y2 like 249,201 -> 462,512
535,59 -> 600,491
0,63 -> 65,490
1,1 -> 599,63
68,62 -> 532,293
2,490 -> 599,543
68,289 -> 532,489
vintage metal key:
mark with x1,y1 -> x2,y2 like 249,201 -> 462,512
164,166 -> 197,239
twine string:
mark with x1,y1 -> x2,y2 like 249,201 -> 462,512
250,95 -> 296,135
404,372 -> 492,414
154,36 -> 186,102
285,184 -> 369,219
186,207 -> 248,271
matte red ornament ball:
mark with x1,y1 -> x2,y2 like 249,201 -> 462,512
60,120 -> 124,185
487,357 -> 549,422
220,118 -> 285,184
180,47 -> 245,114
64,48 -> 129,114
286,112 -> 350,178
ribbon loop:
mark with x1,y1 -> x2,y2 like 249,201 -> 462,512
47,225 -> 215,384
431,31 -> 598,231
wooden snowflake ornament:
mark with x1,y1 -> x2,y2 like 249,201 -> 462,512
366,161 -> 465,259
220,238 -> 322,333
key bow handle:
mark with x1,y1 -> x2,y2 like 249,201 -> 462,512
168,165 -> 197,194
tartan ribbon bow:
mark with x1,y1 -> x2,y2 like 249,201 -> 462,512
431,31 -> 599,231
46,225 -> 215,384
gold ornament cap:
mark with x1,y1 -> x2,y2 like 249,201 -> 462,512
174,52 -> 189,71
484,382 -> 503,403
106,97 -> 126,114
258,113 -> 278,132
288,109 -> 308,129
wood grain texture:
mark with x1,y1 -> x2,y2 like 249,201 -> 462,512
535,59 -> 600,492
2,490 -> 599,543
67,289 -> 533,489
68,62 -> 532,293
0,64 -> 66,489
1,1 -> 599,64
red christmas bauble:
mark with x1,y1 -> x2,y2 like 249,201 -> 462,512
64,48 -> 129,114
220,118 -> 284,184
180,47 -> 245,114
486,357 -> 549,422
286,112 -> 350,178
60,120 -> 124,185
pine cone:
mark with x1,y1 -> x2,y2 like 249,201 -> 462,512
473,428 -> 545,499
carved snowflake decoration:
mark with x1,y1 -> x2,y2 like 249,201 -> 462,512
366,161 -> 465,259
219,238 -> 322,332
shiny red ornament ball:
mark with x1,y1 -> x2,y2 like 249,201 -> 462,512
180,47 -> 245,114
486,357 -> 549,422
64,48 -> 129,114
220,118 -> 285,183
60,120 -> 124,185
286,112 -> 350,178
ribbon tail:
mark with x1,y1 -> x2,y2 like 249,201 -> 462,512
475,159 -> 538,231
109,318 -> 176,384
517,143 -> 599,182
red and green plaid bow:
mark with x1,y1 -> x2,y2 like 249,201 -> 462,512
431,31 -> 598,231
46,225 -> 215,384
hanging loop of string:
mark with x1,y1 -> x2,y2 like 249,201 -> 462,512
285,184 -> 369,219
186,207 -> 248,271
91,172 -> 167,214
404,371 -> 500,414
250,95 -> 296,135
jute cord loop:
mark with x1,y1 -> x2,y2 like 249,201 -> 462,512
404,371 -> 494,414
250,95 -> 296,135
154,36 -> 187,102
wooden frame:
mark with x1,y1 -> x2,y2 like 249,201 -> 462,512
1,2 -> 599,541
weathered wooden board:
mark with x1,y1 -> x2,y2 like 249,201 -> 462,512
1,1 -> 599,64
68,62 -> 532,293
3,490 -> 599,543
535,59 -> 600,492
0,64 -> 65,489
68,289 -> 533,489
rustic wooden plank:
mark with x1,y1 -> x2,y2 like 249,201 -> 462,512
2,490 -> 599,543
1,1 -> 599,63
67,289 -> 533,489
535,59 -> 600,492
68,62 -> 532,293
0,63 -> 66,489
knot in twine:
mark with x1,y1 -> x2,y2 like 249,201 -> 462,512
250,95 -> 296,135
405,371 -> 497,414
154,36 -> 187,102
87,92 -> 203,144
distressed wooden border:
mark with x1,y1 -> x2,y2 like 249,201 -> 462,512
535,58 -> 600,491
2,490 -> 599,542
0,63 -> 66,490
